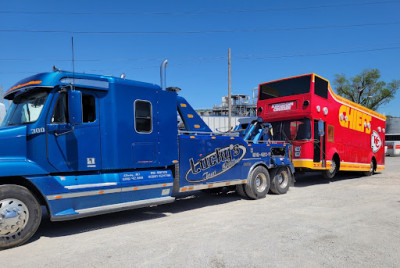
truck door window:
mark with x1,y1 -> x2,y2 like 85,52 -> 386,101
82,94 -> 96,123
135,100 -> 152,133
51,92 -> 68,124
52,92 -> 95,124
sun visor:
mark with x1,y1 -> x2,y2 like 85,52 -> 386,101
59,77 -> 109,91
5,73 -> 58,100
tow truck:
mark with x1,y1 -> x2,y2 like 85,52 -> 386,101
0,61 -> 293,249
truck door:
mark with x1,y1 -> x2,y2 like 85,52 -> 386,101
46,90 -> 102,172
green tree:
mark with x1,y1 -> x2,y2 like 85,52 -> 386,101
333,69 -> 399,111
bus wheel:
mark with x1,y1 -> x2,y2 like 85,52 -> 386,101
270,167 -> 291,195
244,166 -> 270,200
0,185 -> 42,249
323,158 -> 338,179
363,160 -> 375,176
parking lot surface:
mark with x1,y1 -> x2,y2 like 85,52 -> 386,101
1,157 -> 399,268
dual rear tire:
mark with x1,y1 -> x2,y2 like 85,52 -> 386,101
236,166 -> 270,199
244,166 -> 270,199
236,166 -> 292,199
269,167 -> 291,195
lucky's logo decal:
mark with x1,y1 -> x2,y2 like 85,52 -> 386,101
185,144 -> 246,183
371,130 -> 382,153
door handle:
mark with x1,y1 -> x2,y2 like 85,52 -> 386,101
47,124 -> 74,136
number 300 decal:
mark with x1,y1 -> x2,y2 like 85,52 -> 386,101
31,127 -> 45,134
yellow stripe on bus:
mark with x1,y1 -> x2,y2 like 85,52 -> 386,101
293,159 -> 383,172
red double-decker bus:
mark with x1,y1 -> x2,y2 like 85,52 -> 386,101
257,73 -> 386,178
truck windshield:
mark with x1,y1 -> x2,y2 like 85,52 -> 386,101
1,89 -> 50,126
259,75 -> 311,100
270,118 -> 311,141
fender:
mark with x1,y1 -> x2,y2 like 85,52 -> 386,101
246,161 -> 270,180
0,158 -> 48,177
326,147 -> 339,163
367,151 -> 376,165
271,157 -> 295,174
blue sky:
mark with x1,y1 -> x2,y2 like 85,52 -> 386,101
1,0 -> 400,116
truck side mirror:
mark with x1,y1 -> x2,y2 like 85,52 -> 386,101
318,120 -> 325,136
68,90 -> 82,125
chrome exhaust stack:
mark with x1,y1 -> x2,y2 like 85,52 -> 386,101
160,59 -> 168,91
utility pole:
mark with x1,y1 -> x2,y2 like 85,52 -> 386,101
228,48 -> 232,131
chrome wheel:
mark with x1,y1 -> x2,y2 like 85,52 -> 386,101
323,157 -> 339,179
329,160 -> 336,174
0,198 -> 29,237
245,166 -> 270,199
0,185 -> 42,249
255,173 -> 268,193
277,169 -> 289,189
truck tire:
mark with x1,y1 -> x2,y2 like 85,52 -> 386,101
362,160 -> 375,176
323,158 -> 338,179
244,166 -> 270,200
236,184 -> 248,199
0,185 -> 42,249
270,167 -> 291,195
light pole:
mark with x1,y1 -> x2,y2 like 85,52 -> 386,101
228,48 -> 232,130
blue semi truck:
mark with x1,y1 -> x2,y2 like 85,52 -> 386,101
0,61 -> 294,249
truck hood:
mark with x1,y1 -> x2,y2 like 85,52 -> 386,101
0,125 -> 48,177
0,125 -> 27,159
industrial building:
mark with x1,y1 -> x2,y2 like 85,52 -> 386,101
386,117 -> 400,156
197,94 -> 256,132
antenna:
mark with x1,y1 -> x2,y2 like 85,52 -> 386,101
71,36 -> 75,85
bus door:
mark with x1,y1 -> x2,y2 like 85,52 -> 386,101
313,120 -> 326,165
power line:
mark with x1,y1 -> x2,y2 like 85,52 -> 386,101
236,46 -> 400,59
0,44 -> 399,70
0,1 -> 399,15
0,56 -> 226,62
0,21 -> 399,35
235,42 -> 400,58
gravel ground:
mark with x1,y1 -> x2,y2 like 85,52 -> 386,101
1,157 -> 399,268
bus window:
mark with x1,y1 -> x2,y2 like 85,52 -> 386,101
327,125 -> 334,142
259,75 -> 311,100
315,76 -> 328,99
271,119 -> 311,141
